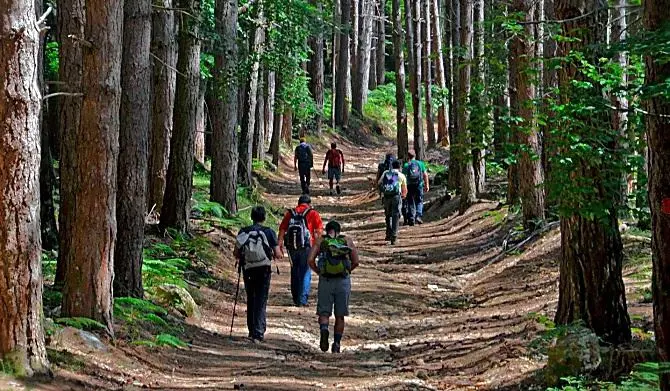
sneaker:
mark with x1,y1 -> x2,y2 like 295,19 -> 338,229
320,330 -> 329,352
385,233 -> 391,241
331,342 -> 341,353
336,185 -> 341,195
390,237 -> 396,245
330,189 -> 334,196
416,217 -> 424,224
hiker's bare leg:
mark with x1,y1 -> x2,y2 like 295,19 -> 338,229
319,315 -> 330,327
334,316 -> 345,334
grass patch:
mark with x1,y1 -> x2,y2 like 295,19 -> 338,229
114,297 -> 183,343
482,208 -> 509,225
47,349 -> 86,372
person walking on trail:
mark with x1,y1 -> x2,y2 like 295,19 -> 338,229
378,160 -> 408,244
278,195 -> 324,306
234,206 -> 282,342
322,142 -> 345,196
403,152 -> 430,225
294,137 -> 314,194
307,221 -> 360,353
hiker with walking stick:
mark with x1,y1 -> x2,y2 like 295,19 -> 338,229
234,206 -> 282,342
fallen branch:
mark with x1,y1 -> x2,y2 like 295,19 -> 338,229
487,221 -> 560,266
42,92 -> 83,100
621,234 -> 651,244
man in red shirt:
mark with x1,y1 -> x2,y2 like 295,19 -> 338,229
278,195 -> 324,306
322,142 -> 345,196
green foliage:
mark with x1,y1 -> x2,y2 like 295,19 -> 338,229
45,41 -> 59,81
55,317 -> 106,331
41,252 -> 57,281
46,349 -> 85,372
134,334 -> 188,348
546,362 -> 670,390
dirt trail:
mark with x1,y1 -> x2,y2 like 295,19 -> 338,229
29,139 -> 566,391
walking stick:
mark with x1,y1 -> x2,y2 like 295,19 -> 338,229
229,264 -> 242,338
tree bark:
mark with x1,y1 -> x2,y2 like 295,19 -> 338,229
308,0 -> 325,133
0,0 -> 50,376
447,0 -> 461,191
369,19 -> 378,90
211,0 -> 238,214
353,0 -> 374,113
510,0 -> 545,227
56,0 -> 85,286
376,0 -> 386,86
472,0 -> 485,194
610,0 -> 629,210
554,0 -> 631,345
116,0 -> 151,298
458,0 -> 476,214
432,0 -> 449,145
282,107 -> 293,144
147,0 -> 177,214
265,71 -> 275,148
335,0 -> 352,127
644,0 -> 670,386
195,77 -> 207,165
541,0 -> 557,194
253,69 -> 266,160
423,0 -> 436,148
404,0 -> 424,158
238,6 -> 265,187
61,0 -> 123,336
160,0 -> 201,233
392,0 -> 409,159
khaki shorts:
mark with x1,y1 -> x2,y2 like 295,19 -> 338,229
316,275 -> 351,317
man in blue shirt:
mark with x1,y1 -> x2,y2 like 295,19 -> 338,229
294,137 -> 314,194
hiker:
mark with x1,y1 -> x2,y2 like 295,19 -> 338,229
307,220 -> 360,353
234,206 -> 282,342
322,142 -> 345,195
378,159 -> 408,244
294,137 -> 314,194
376,153 -> 395,184
278,195 -> 324,306
403,152 -> 430,225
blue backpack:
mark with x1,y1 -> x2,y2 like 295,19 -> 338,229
407,161 -> 422,186
382,171 -> 401,197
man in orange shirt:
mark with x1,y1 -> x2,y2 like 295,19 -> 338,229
278,195 -> 324,306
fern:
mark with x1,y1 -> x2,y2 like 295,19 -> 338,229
154,334 -> 187,348
55,317 -> 106,331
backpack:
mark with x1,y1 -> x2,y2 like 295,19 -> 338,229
296,143 -> 313,167
236,228 -> 272,270
377,158 -> 393,182
329,149 -> 343,168
382,171 -> 401,197
318,235 -> 352,277
284,208 -> 312,252
407,160 -> 422,186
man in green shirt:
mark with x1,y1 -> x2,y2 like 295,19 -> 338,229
402,152 -> 430,225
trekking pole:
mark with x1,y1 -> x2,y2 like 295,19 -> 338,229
229,264 -> 242,338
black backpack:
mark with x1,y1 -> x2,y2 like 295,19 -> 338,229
407,160 -> 422,186
296,143 -> 313,167
284,208 -> 313,252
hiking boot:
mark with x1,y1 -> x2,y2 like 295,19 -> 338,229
390,237 -> 397,245
331,342 -> 341,353
330,189 -> 334,196
320,330 -> 329,352
416,217 -> 424,225
385,233 -> 391,241
336,185 -> 341,195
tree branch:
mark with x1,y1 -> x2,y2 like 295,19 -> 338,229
43,92 -> 83,100
150,52 -> 187,78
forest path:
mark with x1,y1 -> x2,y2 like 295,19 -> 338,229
34,138 -> 562,391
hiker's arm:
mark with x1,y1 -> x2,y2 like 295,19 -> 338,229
272,245 -> 282,260
347,237 -> 360,271
233,246 -> 240,259
341,151 -> 345,172
401,181 -> 408,199
322,152 -> 328,172
307,239 -> 321,273
423,171 -> 430,192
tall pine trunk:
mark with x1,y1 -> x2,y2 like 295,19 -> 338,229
116,0 -> 151,298
541,0 -> 557,196
432,0 -> 449,145
392,0 -> 409,159
61,0 -> 123,336
353,0 -> 374,114
510,0 -> 544,227
335,0 -> 352,126
211,0 -> 239,213
610,0 -> 629,210
644,0 -> 670,387
147,0 -> 177,214
253,69 -> 266,160
56,0 -> 85,286
423,0 -> 435,148
375,0 -> 386,86
458,0 -> 476,213
195,78 -> 207,165
405,0 -> 424,158
308,0 -> 325,133
472,0 -> 485,194
160,0 -> 201,232
554,0 -> 631,345
447,0 -> 461,191
0,0 -> 50,375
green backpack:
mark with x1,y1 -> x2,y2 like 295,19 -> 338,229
319,235 -> 352,277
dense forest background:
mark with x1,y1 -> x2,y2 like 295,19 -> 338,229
1,0 -> 670,388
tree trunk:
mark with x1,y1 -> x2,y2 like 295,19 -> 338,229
211,0 -> 238,214
369,19 -> 378,90
61,0 -> 123,336
353,0 -> 374,113
554,0 -> 631,345
147,0 -> 177,214
610,0 -> 628,210
266,71 -> 275,147
116,0 -> 151,298
238,7 -> 265,187
404,0 -> 424,158
253,69 -> 266,161
541,0 -> 557,196
447,0 -> 461,191
160,0 -> 201,233
282,108 -> 293,144
506,62 -> 520,205
472,0 -> 485,195
458,0 -> 476,214
432,0 -> 449,145
376,0 -> 386,86
510,0 -> 544,227
335,0 -> 352,127
38,0 -> 58,252
0,0 -> 50,376
644,0 -> 670,386
423,0 -> 435,148
195,77 -> 207,165
308,0 -> 325,133
56,0 -> 85,286
270,103 -> 282,168
392,0 -> 409,159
